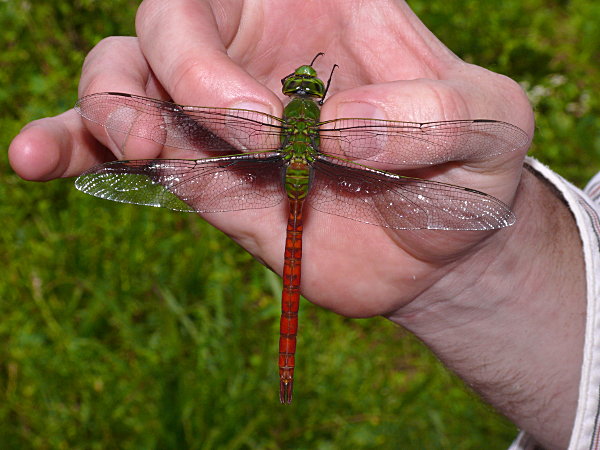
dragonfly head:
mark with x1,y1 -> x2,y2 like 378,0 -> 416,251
281,64 -> 326,100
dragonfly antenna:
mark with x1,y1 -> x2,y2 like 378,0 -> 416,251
310,52 -> 325,67
320,63 -> 338,105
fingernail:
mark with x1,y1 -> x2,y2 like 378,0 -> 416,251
336,102 -> 387,161
105,106 -> 133,158
228,102 -> 276,153
336,102 -> 387,120
229,102 -> 273,117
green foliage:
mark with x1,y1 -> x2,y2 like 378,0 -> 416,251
1,0 -> 598,448
0,0 -> 138,120
0,180 -> 516,448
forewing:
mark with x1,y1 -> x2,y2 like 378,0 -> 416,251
308,158 -> 515,231
75,155 -> 287,213
318,119 -> 529,166
75,92 -> 283,157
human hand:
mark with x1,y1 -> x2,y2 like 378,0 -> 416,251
8,0 -> 534,317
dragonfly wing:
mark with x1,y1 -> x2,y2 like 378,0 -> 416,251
308,158 -> 515,231
318,119 -> 529,166
76,92 -> 283,157
75,155 -> 287,213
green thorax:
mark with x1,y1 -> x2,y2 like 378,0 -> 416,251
280,62 -> 326,162
280,61 -> 327,198
281,97 -> 321,163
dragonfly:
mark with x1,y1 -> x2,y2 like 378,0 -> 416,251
74,53 -> 528,403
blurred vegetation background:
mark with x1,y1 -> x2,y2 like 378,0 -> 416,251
0,0 -> 598,448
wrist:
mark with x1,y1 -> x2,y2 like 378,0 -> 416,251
387,166 -> 585,449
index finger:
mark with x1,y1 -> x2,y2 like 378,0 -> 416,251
135,0 -> 280,115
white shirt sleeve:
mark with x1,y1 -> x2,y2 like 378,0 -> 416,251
510,157 -> 600,450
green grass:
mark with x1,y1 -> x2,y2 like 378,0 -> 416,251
0,177 -> 517,448
1,1 -> 598,448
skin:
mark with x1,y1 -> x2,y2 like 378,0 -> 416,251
8,1 -> 586,448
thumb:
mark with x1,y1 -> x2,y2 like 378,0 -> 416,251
319,79 -> 532,168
